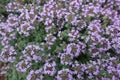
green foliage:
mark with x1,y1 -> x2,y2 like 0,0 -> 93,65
6,63 -> 27,80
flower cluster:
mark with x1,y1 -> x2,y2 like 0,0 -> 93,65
26,69 -> 43,80
43,61 -> 56,76
22,44 -> 41,62
0,45 -> 17,63
17,21 -> 35,36
56,68 -> 74,80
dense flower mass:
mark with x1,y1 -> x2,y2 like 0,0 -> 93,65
0,0 -> 120,80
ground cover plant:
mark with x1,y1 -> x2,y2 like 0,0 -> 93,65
0,0 -> 120,80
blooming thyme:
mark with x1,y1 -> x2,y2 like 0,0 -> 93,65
0,0 -> 120,79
